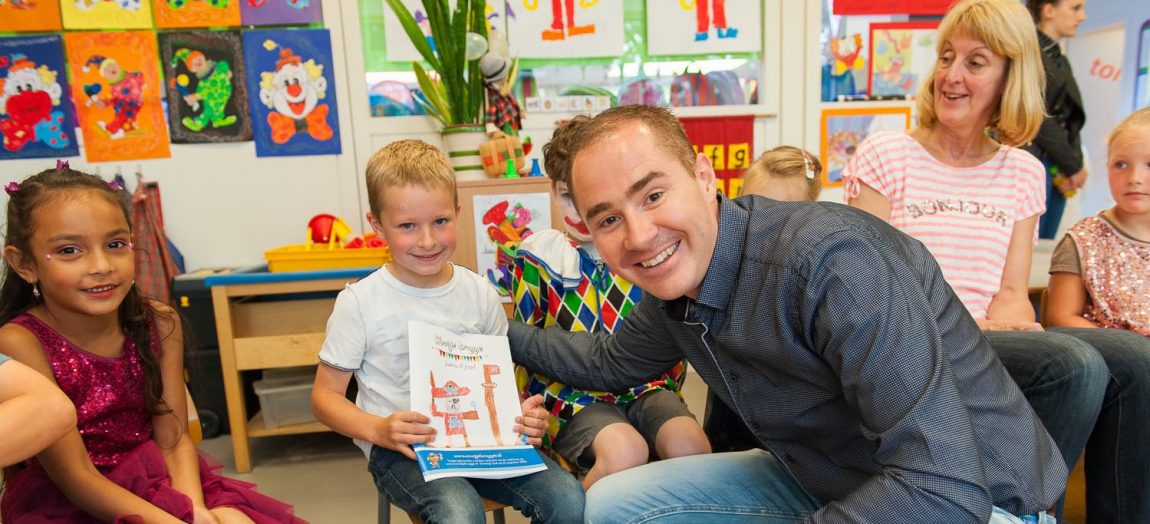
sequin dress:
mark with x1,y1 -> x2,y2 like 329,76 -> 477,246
1066,215 -> 1150,336
0,313 -> 306,523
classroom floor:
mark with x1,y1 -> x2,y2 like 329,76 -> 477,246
200,371 -> 712,524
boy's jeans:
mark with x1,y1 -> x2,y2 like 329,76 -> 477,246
369,445 -> 583,524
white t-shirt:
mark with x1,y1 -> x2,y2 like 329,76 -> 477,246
317,263 -> 508,457
843,131 -> 1046,318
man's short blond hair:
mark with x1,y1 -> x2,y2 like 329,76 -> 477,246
915,0 -> 1045,147
365,140 -> 457,217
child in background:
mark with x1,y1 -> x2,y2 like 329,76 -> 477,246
510,118 -> 711,489
1047,107 -> 1150,336
311,140 -> 583,523
739,145 -> 823,202
0,164 -> 302,523
0,353 -> 75,466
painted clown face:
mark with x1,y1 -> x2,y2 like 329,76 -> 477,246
261,62 -> 326,119
1,67 -> 62,127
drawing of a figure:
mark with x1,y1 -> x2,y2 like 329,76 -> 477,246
257,47 -> 333,145
528,0 -> 596,42
683,0 -> 737,41
171,48 -> 236,131
482,200 -> 534,294
0,54 -> 71,152
873,30 -> 914,95
430,375 -> 480,448
82,55 -> 144,139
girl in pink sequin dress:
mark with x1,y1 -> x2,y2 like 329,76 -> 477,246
1047,107 -> 1150,336
0,165 -> 305,523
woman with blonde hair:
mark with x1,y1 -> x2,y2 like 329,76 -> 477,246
845,0 -> 1112,519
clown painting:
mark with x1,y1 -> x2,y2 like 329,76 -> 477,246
61,0 -> 153,29
152,0 -> 240,29
159,31 -> 251,143
64,31 -> 169,162
243,29 -> 340,157
0,36 -> 78,159
81,54 -> 144,138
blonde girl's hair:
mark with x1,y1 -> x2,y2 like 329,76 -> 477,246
740,146 -> 823,202
1107,106 -> 1150,155
365,139 -> 457,217
915,0 -> 1045,147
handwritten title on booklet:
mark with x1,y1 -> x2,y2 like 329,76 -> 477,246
407,320 -> 545,481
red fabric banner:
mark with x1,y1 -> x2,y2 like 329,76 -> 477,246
833,0 -> 954,15
679,115 -> 755,198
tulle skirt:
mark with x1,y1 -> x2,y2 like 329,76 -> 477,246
1,440 -> 306,523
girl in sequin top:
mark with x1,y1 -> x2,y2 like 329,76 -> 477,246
0,165 -> 304,523
1047,107 -> 1150,336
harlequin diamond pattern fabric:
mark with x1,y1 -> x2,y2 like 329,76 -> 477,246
510,239 -> 685,451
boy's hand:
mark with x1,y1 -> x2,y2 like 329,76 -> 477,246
515,394 -> 548,447
377,411 -> 436,460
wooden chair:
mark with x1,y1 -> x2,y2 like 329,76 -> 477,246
377,491 -> 507,524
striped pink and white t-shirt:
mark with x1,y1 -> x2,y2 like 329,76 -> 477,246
843,131 -> 1046,318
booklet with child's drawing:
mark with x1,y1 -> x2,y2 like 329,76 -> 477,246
407,320 -> 546,481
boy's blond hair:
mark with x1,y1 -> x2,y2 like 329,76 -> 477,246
915,0 -> 1045,147
1108,107 -> 1150,155
365,140 -> 457,217
740,146 -> 823,202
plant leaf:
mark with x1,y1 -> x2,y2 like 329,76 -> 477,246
383,0 -> 441,74
414,62 -> 452,126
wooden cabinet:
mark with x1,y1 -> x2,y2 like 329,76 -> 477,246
206,268 -> 372,473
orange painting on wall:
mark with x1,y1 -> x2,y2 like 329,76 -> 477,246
0,1 -> 62,32
152,0 -> 240,29
64,31 -> 170,162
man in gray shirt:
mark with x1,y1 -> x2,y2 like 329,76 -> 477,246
509,105 -> 1066,523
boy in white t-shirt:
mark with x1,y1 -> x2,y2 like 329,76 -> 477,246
311,140 -> 584,523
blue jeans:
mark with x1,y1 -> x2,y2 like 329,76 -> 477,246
585,450 -> 1046,523
986,329 -> 1108,520
985,330 -> 1107,470
586,450 -> 818,523
368,445 -> 584,524
1048,327 -> 1150,524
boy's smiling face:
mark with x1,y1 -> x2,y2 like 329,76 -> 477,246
368,183 -> 459,288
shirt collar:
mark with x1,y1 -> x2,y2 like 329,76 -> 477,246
1037,30 -> 1061,55
693,193 -> 749,313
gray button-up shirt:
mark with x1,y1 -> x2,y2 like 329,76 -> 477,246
509,195 -> 1065,522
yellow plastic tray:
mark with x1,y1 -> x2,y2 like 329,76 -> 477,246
264,244 -> 392,273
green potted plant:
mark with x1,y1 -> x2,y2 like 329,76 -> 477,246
386,0 -> 490,178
